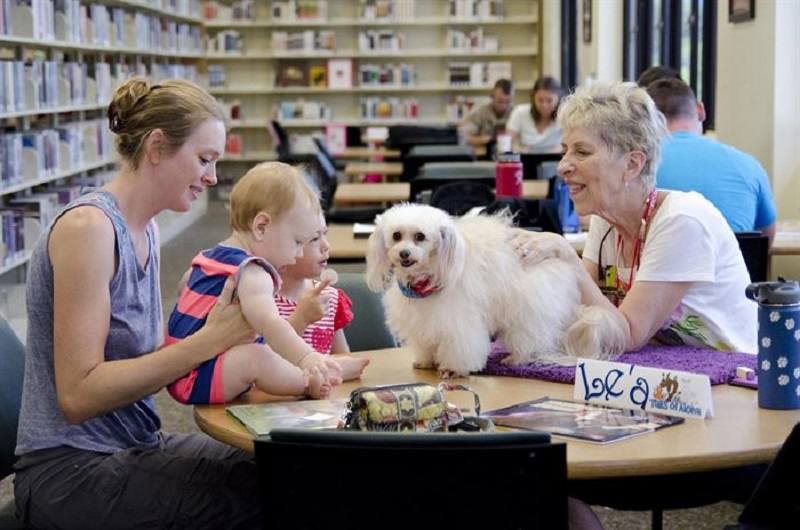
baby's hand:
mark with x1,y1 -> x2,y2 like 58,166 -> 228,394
294,278 -> 333,327
299,352 -> 343,387
302,365 -> 331,400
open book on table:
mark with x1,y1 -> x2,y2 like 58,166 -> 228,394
227,399 -> 348,437
481,397 -> 685,444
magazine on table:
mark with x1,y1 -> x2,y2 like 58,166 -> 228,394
481,397 -> 685,444
226,399 -> 348,437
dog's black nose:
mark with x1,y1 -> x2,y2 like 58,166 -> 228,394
399,249 -> 410,259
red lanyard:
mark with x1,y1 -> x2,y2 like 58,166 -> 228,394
615,189 -> 659,295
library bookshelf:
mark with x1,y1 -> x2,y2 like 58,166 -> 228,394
0,0 -> 205,287
204,0 -> 542,177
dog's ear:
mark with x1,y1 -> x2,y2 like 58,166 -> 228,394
435,220 -> 465,285
365,215 -> 391,291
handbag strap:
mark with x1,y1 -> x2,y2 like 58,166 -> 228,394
437,382 -> 481,416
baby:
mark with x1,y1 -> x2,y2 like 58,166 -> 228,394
166,162 -> 342,404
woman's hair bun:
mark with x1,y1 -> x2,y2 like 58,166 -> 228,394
107,77 -> 152,133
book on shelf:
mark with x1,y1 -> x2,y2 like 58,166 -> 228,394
276,60 -> 309,88
309,65 -> 328,88
325,123 -> 347,155
486,61 -> 512,85
226,399 -> 348,437
481,397 -> 685,445
327,58 -> 353,89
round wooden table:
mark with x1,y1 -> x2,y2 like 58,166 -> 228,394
194,347 -> 800,480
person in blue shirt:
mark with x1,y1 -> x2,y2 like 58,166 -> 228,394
645,78 -> 777,247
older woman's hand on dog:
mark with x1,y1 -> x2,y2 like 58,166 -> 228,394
511,229 -> 581,267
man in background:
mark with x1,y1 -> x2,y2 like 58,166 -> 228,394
646,77 -> 777,247
637,65 -> 681,89
459,78 -> 514,153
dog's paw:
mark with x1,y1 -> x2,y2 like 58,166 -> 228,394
500,353 -> 521,365
438,368 -> 468,379
413,360 -> 437,370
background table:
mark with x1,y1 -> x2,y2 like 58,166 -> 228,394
343,162 -> 404,181
771,231 -> 800,256
327,224 -> 368,260
194,347 -> 800,480
337,147 -> 401,160
334,180 -> 549,205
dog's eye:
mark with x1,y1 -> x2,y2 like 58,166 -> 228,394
392,231 -> 402,241
414,232 -> 426,242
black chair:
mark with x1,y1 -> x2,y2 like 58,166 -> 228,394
483,198 -> 563,234
429,181 -> 495,216
401,144 -> 476,182
735,231 -> 770,282
311,138 -> 385,224
255,429 -> 568,530
520,152 -> 562,180
409,162 -> 496,203
384,124 -> 459,160
727,422 -> 800,530
0,315 -> 25,528
337,273 -> 396,352
267,119 -> 291,159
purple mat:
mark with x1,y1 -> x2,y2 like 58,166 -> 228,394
480,342 -> 757,385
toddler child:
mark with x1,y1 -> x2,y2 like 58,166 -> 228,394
276,213 -> 370,380
166,162 -> 342,404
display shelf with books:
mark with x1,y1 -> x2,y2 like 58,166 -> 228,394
205,0 -> 540,166
0,0 -> 205,279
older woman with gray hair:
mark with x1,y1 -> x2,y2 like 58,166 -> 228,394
517,81 -> 756,354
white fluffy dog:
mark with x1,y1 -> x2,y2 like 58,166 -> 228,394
366,203 -> 626,377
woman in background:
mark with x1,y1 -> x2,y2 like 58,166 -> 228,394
508,76 -> 564,153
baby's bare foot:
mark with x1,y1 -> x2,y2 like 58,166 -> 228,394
333,355 -> 370,381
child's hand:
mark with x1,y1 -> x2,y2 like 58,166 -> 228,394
299,351 -> 343,387
302,365 -> 331,400
294,278 -> 333,328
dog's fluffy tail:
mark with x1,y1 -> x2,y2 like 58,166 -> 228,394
564,305 -> 628,361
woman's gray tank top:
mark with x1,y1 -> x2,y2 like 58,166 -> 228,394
16,190 -> 162,455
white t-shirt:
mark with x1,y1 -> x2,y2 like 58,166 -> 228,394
506,103 -> 562,152
583,191 -> 757,353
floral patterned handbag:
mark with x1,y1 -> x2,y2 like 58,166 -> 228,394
340,382 -> 488,432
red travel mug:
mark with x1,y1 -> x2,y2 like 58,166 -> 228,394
495,152 -> 523,198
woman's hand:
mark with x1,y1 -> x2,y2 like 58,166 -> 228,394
204,277 -> 257,351
510,229 -> 580,266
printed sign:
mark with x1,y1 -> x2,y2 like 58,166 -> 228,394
574,358 -> 714,419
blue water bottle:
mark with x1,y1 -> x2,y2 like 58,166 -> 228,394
554,177 -> 580,233
745,278 -> 800,410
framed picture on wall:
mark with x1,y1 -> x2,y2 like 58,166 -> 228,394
729,0 -> 755,23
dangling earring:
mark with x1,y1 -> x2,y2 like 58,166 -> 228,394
624,179 -> 629,192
